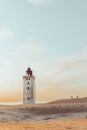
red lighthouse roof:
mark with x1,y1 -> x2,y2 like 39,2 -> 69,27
26,68 -> 33,76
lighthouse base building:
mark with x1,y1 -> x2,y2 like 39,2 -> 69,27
23,68 -> 35,104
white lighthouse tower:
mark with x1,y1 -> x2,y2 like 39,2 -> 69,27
23,68 -> 35,104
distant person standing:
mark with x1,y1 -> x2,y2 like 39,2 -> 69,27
71,96 -> 73,99
77,96 -> 79,99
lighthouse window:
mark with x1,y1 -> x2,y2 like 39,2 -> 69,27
27,87 -> 29,90
27,97 -> 29,100
27,82 -> 29,85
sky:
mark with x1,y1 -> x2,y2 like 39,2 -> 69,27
0,0 -> 87,103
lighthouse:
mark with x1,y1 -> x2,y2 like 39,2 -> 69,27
23,68 -> 35,104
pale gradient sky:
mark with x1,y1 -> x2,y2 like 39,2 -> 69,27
0,0 -> 87,103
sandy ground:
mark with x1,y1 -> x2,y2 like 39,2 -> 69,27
0,119 -> 87,130
0,98 -> 87,129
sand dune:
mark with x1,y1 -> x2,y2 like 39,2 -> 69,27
49,97 -> 87,104
0,102 -> 87,122
0,98 -> 87,129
